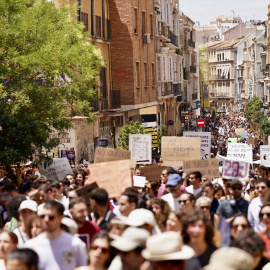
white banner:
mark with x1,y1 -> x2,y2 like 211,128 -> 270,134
222,160 -> 249,181
260,145 -> 270,166
183,131 -> 211,159
219,127 -> 224,135
129,134 -> 152,164
227,143 -> 252,163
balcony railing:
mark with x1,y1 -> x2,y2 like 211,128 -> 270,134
190,66 -> 196,73
106,19 -> 112,41
173,84 -> 181,96
169,31 -> 178,47
112,90 -> 121,109
161,87 -> 173,96
188,39 -> 195,48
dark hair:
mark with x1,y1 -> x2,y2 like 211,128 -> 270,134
69,197 -> 87,209
148,182 -> 159,197
75,171 -> 86,185
121,191 -> 138,207
25,215 -> 43,238
38,184 -> 52,194
202,181 -> 214,190
7,248 -> 39,270
231,229 -> 265,254
3,181 -> 18,193
51,181 -> 61,190
230,214 -> 250,228
60,179 -> 70,187
165,167 -> 177,175
213,183 -> 225,197
190,171 -> 202,180
184,192 -> 196,202
7,195 -> 27,220
182,210 -> 214,245
19,182 -> 32,195
0,228 -> 18,245
91,232 -> 113,268
44,200 -> 64,216
89,188 -> 108,207
255,178 -> 270,188
259,202 -> 270,219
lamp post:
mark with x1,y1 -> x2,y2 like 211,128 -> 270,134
202,80 -> 205,118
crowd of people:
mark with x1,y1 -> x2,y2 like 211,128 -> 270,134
0,111 -> 270,270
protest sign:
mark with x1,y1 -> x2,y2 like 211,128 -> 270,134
228,138 -> 237,143
38,158 -> 72,181
260,146 -> 270,166
227,143 -> 252,163
87,159 -> 132,198
140,165 -> 164,181
183,132 -> 211,159
222,160 -> 249,181
76,182 -> 99,211
161,137 -> 201,167
218,127 -> 224,135
133,175 -> 146,188
94,147 -> 131,163
235,128 -> 245,136
247,137 -> 256,146
183,159 -> 219,179
129,134 -> 152,164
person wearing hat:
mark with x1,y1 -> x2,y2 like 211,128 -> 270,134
13,200 -> 38,247
161,173 -> 183,212
110,227 -> 150,270
142,231 -> 199,270
216,179 -> 249,222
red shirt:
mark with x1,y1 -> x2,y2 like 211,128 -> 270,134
77,221 -> 100,250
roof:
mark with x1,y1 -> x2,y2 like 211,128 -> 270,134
208,38 -> 242,50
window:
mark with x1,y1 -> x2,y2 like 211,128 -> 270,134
142,11 -> 146,35
151,63 -> 155,86
90,0 -> 95,36
144,63 -> 148,86
150,14 -> 153,37
157,57 -> 161,82
134,8 -> 138,34
136,62 -> 140,88
162,57 -> 166,81
81,13 -> 89,32
169,58 -> 172,81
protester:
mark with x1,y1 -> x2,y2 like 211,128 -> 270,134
158,167 -> 177,198
186,171 -> 202,198
230,214 -> 251,241
25,215 -> 44,239
166,211 -> 183,233
179,193 -> 195,213
75,172 -> 86,188
118,190 -> 138,217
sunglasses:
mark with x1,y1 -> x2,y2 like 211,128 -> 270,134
40,214 -> 55,221
259,213 -> 270,219
200,206 -> 210,210
232,224 -> 248,229
232,187 -> 242,191
90,245 -> 109,254
38,181 -> 47,184
179,199 -> 189,204
161,174 -> 166,176
256,186 -> 266,190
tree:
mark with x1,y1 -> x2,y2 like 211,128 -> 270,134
117,121 -> 147,150
244,96 -> 262,121
0,0 -> 104,167
211,107 -> 216,119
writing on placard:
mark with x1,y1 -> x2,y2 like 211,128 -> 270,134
94,147 -> 131,163
222,160 -> 249,180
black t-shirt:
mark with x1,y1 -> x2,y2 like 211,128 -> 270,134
184,257 -> 201,270
197,244 -> 217,267
254,256 -> 270,270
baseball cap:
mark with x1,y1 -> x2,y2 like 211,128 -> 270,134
111,227 -> 150,252
230,179 -> 242,187
125,209 -> 157,227
166,173 -> 183,187
18,200 -> 38,212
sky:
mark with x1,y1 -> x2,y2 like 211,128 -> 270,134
179,0 -> 268,26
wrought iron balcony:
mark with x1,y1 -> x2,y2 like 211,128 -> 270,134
112,90 -> 121,109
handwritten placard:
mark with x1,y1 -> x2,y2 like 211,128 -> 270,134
235,128 -> 245,136
183,159 -> 219,179
161,137 -> 201,166
222,160 -> 249,181
38,158 -> 72,181
260,146 -> 270,166
140,165 -> 164,181
87,159 -> 132,198
228,138 -> 237,143
227,143 -> 252,162
94,147 -> 131,163
129,134 -> 152,164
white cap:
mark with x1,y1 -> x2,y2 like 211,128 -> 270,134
126,209 -> 157,227
18,200 -> 38,212
61,217 -> 78,235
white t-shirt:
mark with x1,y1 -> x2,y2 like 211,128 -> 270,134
186,185 -> 202,197
161,193 -> 181,212
25,231 -> 87,270
13,227 -> 29,248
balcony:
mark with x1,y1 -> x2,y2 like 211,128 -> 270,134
106,20 -> 112,41
190,66 -> 196,73
91,16 -> 101,38
173,84 -> 181,96
169,31 -> 178,47
161,83 -> 173,96
183,68 -> 190,80
216,93 -> 230,98
188,39 -> 195,48
91,98 -> 108,112
111,90 -> 121,109
192,93 -> 198,100
154,0 -> 161,9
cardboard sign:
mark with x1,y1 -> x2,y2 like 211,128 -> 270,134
235,128 -> 245,136
183,159 -> 219,179
228,138 -> 237,143
161,137 -> 201,166
140,165 -> 164,181
183,132 -> 211,159
38,158 -> 72,181
227,143 -> 252,163
260,146 -> 270,166
248,137 -> 256,146
129,134 -> 152,164
133,175 -> 146,188
222,160 -> 249,181
94,147 -> 131,163
87,159 -> 132,198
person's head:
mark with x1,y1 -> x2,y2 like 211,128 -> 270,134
161,167 -> 177,184
38,185 -> 52,204
145,182 -> 159,198
3,182 -> 18,197
189,171 -> 202,189
255,178 -> 270,198
213,183 -> 225,199
142,232 -> 194,270
258,165 -> 269,178
230,214 -> 250,240
75,171 -> 85,186
69,197 -> 88,226
25,215 -> 44,239
135,169 -> 141,176
202,181 -> 215,200
89,188 -> 109,212
231,229 -> 265,269
111,227 -> 150,270
66,174 -> 75,185
179,193 -> 195,213
6,248 -> 39,270
40,200 -> 64,233
182,210 -> 214,246
166,211 -> 184,232
119,191 -> 138,217
7,195 -> 27,221
196,196 -> 212,217
89,232 -> 113,268
150,198 -> 170,232
107,216 -> 127,239
229,180 -> 243,200
37,175 -> 47,186
0,229 -> 18,260
50,182 -> 62,200
259,202 -> 270,230
59,179 -> 70,192
18,200 -> 38,224
166,174 -> 183,198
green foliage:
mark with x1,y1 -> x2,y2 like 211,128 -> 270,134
244,96 -> 262,121
262,120 -> 270,136
211,107 -> 216,118
117,121 -> 147,150
0,0 -> 104,166
161,125 -> 168,137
